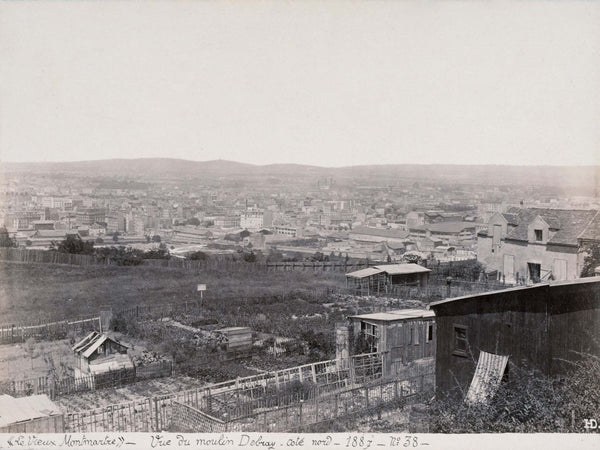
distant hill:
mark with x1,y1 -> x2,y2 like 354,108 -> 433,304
1,158 -> 598,188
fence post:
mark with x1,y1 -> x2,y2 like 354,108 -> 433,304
154,398 -> 159,431
334,392 -> 339,418
365,386 -> 369,409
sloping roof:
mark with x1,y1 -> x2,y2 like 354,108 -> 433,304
72,331 -> 100,353
430,277 -> 600,309
346,267 -> 385,278
504,208 -> 597,245
350,226 -> 410,240
350,309 -> 435,322
374,263 -> 431,275
578,211 -> 600,241
0,394 -> 61,427
72,331 -> 127,359
501,213 -> 520,225
429,284 -> 546,308
465,351 -> 509,405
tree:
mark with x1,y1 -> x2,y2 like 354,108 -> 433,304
189,251 -> 209,261
51,234 -> 94,255
580,242 -> 600,277
0,227 -> 17,247
186,217 -> 201,226
242,251 -> 257,262
403,252 -> 423,265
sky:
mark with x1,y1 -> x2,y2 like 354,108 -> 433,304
0,1 -> 599,167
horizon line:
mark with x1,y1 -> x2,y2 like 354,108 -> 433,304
2,157 -> 599,169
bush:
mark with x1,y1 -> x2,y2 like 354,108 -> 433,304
429,354 -> 600,433
189,251 -> 209,261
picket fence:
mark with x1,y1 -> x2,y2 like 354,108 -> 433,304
0,360 -> 173,400
62,352 -> 385,433
0,317 -> 101,344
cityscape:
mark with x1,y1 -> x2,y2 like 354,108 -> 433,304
1,0 -> 599,447
0,159 -> 599,437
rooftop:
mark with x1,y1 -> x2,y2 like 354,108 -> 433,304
410,222 -> 478,233
501,208 -> 598,246
429,276 -> 600,309
374,263 -> 431,275
350,226 -> 410,240
72,331 -> 128,359
0,394 -> 61,428
350,308 -> 435,322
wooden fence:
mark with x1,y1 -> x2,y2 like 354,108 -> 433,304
385,279 -> 510,301
61,352 -> 385,433
172,372 -> 435,432
0,361 -> 173,399
0,247 -> 274,272
266,261 -> 369,272
0,247 -> 106,266
0,316 -> 101,344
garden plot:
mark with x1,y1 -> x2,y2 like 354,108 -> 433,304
55,375 -> 213,411
0,339 -> 76,382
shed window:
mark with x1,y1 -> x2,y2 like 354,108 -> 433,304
534,229 -> 543,241
426,324 -> 434,342
453,325 -> 468,357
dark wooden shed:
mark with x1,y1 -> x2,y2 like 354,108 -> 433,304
345,263 -> 431,295
429,277 -> 600,399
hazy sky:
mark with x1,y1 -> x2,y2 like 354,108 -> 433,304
1,1 -> 599,167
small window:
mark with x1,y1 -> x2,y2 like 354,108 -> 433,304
426,324 -> 434,342
453,325 -> 468,357
412,326 -> 419,345
534,229 -> 543,242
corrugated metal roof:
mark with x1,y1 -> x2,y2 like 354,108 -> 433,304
351,308 -> 435,322
0,394 -> 61,427
346,267 -> 384,278
374,263 -> 431,275
465,351 -> 509,405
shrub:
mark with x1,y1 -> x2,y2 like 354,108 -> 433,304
429,354 -> 600,433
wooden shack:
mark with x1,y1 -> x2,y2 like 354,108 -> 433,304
345,263 -> 431,295
341,309 -> 436,376
430,277 -> 600,399
216,327 -> 253,352
0,394 -> 64,433
72,331 -> 133,375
